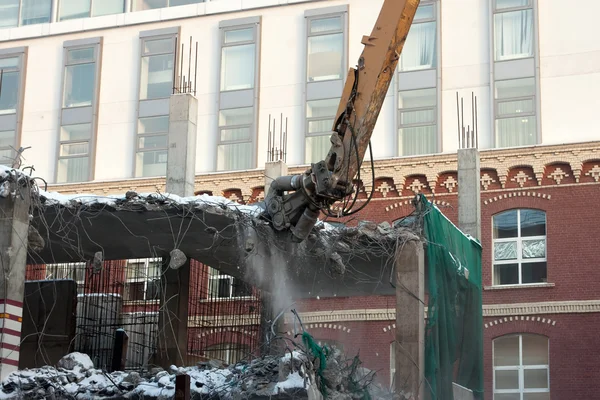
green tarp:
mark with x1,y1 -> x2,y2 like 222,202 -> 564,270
420,194 -> 484,399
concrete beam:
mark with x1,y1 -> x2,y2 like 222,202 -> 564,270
0,185 -> 30,380
457,148 -> 481,241
394,239 -> 425,399
167,94 -> 198,198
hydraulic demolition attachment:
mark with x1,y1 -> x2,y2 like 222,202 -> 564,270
259,0 -> 420,242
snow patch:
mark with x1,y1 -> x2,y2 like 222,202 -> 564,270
274,371 -> 305,393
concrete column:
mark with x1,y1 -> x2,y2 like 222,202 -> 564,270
395,239 -> 425,399
156,257 -> 190,368
0,184 -> 30,380
155,93 -> 197,368
264,160 -> 288,197
457,148 -> 481,241
166,93 -> 198,198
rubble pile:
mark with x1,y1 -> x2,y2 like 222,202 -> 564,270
0,345 -> 394,400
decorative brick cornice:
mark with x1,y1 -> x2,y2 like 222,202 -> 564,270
46,141 -> 600,201
188,314 -> 260,328
484,315 -> 556,329
483,191 -> 551,206
285,300 -> 600,325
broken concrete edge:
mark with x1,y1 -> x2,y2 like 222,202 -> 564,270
31,188 -> 420,258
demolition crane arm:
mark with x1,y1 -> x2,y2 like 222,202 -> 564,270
261,0 -> 420,242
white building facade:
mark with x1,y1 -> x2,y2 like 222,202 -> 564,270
0,0 -> 599,183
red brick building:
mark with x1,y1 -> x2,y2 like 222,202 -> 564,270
27,140 -> 600,399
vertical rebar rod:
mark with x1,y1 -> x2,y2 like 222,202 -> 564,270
284,117 -> 288,162
173,38 -> 177,94
475,95 -> 479,149
194,41 -> 198,96
471,92 -> 475,148
180,42 -> 184,93
188,36 -> 192,94
456,92 -> 460,149
267,114 -> 272,161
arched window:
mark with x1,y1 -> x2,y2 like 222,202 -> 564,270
493,334 -> 549,399
492,209 -> 546,286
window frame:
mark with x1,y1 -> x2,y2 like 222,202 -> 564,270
58,0 -> 125,21
303,5 -> 348,164
490,0 -> 541,149
492,209 -> 547,286
305,13 -> 345,83
493,334 -> 550,399
0,47 -> 27,166
124,258 -> 161,302
45,262 -> 86,294
134,27 -> 179,178
398,0 -> 438,73
0,0 -> 54,28
55,37 -> 101,184
216,17 -> 261,172
207,267 -> 253,300
131,0 -> 205,12
395,0 -> 440,157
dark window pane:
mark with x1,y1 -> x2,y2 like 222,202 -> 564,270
217,278 -> 230,298
124,282 -> 145,301
522,262 -> 547,284
520,209 -> 546,236
232,279 -> 252,297
0,71 -> 19,113
494,263 -> 519,285
493,210 -> 518,238
146,280 -> 160,300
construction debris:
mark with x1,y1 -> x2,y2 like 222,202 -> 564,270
0,335 -> 396,400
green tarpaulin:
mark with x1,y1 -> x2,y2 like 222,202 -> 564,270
420,194 -> 484,399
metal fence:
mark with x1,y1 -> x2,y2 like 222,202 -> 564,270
25,259 -> 264,370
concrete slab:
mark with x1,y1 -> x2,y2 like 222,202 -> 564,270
29,193 -> 403,299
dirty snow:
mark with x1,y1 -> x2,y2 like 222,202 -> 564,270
274,371 -> 305,394
38,190 -> 263,215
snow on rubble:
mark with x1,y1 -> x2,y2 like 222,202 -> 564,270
0,352 -> 312,400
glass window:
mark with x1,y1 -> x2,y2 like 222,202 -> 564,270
305,98 -> 338,163
0,0 -> 19,28
0,70 -> 19,115
307,15 -> 343,82
57,124 -> 91,183
92,0 -> 125,17
59,0 -> 91,21
136,35 -> 175,178
0,54 -> 22,164
220,30 -> 255,91
207,267 -> 251,299
493,209 -> 547,286
398,88 -> 437,156
399,3 -> 437,71
133,0 -> 167,11
170,0 -> 203,6
493,3 -> 534,61
140,38 -> 175,100
495,78 -> 536,148
124,259 -> 161,301
217,108 -> 253,171
21,0 -> 52,26
63,47 -> 96,108
494,334 -> 549,400
217,22 -> 258,173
